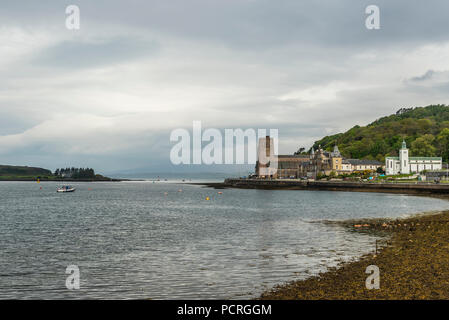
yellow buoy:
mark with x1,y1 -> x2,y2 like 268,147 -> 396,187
205,196 -> 210,200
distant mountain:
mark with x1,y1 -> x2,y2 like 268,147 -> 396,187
311,104 -> 449,162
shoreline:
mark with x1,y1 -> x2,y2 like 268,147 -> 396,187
0,178 -> 127,182
259,208 -> 449,299
195,179 -> 449,299
0,177 -> 130,182
193,179 -> 449,195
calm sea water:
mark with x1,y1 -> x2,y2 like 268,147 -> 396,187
1,181 -> 449,299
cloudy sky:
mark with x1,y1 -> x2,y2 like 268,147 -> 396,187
1,0 -> 449,174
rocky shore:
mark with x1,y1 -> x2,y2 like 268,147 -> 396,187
194,179 -> 449,299
260,209 -> 449,299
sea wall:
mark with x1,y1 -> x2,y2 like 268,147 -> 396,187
222,179 -> 449,195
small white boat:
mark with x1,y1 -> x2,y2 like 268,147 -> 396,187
57,186 -> 76,193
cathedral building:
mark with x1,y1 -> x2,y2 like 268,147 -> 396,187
299,145 -> 382,179
255,136 -> 309,178
385,140 -> 442,175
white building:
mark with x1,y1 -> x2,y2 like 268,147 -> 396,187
340,160 -> 353,172
345,159 -> 383,172
385,140 -> 442,175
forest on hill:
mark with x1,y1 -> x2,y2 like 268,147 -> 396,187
0,165 -> 113,181
0,165 -> 52,177
309,104 -> 449,162
54,167 -> 96,179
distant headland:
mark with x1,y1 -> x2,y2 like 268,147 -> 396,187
0,165 -> 121,182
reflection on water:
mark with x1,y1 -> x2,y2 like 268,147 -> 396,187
0,181 -> 448,299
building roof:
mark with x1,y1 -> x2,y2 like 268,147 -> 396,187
426,171 -> 449,177
278,154 -> 309,159
345,159 -> 383,165
386,156 -> 442,160
331,145 -> 341,157
409,157 -> 442,160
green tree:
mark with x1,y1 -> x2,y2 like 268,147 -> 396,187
437,128 -> 449,162
417,118 -> 433,133
294,147 -> 306,155
411,134 -> 436,156
311,105 -> 449,159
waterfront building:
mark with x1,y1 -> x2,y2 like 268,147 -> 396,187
299,145 -> 382,178
345,159 -> 384,171
299,145 -> 338,178
385,140 -> 442,175
276,155 -> 310,178
255,136 -> 309,178
255,137 -> 383,179
340,160 -> 353,172
425,170 -> 449,182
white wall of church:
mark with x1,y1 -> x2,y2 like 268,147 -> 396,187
385,142 -> 442,175
385,159 -> 400,175
410,161 -> 442,173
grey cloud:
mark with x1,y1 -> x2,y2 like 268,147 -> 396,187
1,0 -> 449,49
2,1 -> 449,173
405,70 -> 449,97
33,37 -> 159,68
410,70 -> 435,82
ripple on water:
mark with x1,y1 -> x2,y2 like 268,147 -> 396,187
0,182 -> 449,299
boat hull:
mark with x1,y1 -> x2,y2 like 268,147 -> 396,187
57,188 -> 76,193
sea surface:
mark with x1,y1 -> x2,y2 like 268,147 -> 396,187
1,181 -> 449,299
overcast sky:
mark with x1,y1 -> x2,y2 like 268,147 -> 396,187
1,0 -> 449,174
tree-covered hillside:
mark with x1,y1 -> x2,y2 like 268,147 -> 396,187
0,165 -> 113,181
311,104 -> 449,162
0,165 -> 52,177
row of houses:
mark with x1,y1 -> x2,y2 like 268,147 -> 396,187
255,136 -> 383,179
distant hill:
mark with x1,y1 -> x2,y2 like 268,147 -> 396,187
0,165 -> 116,181
0,165 -> 52,178
311,104 -> 449,162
